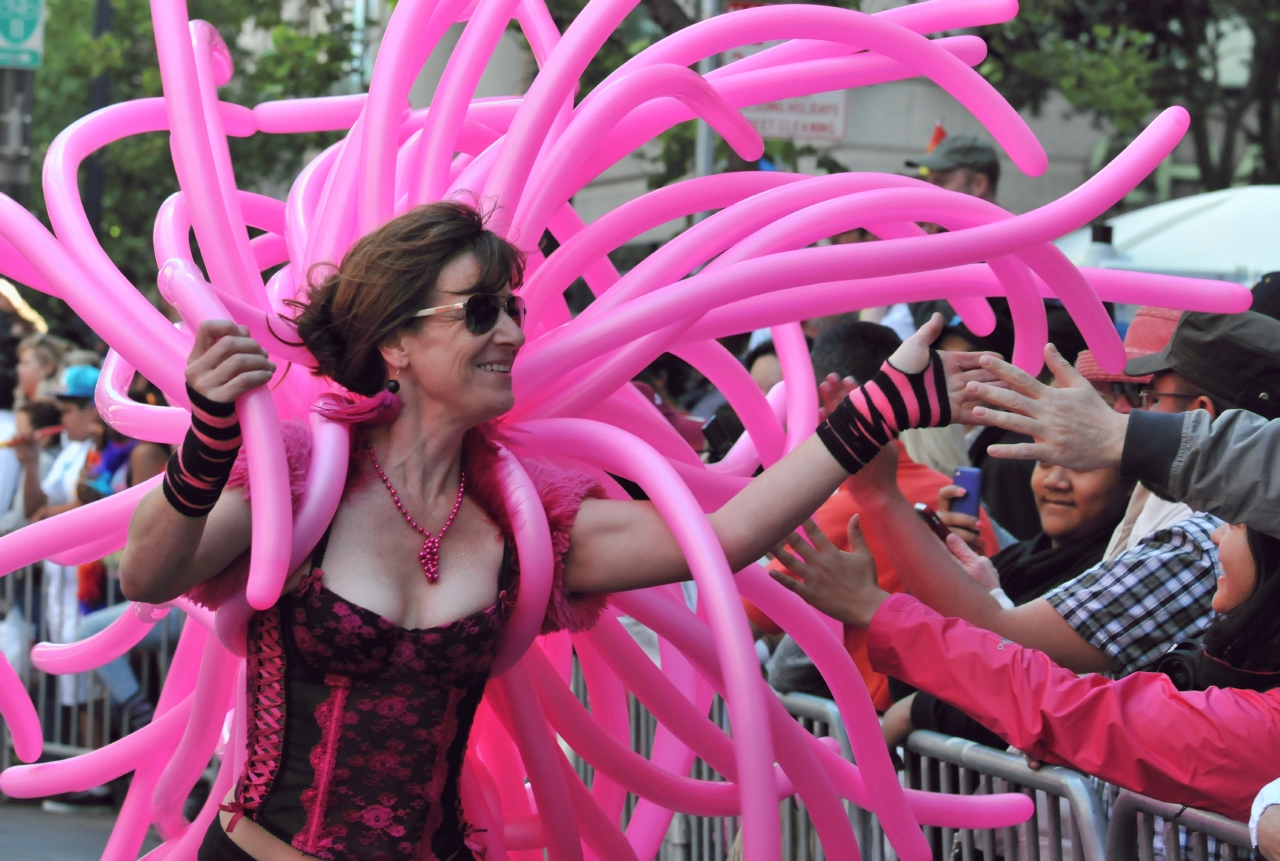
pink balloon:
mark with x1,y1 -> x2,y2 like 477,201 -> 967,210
489,664 -> 585,861
30,602 -> 169,675
0,694 -> 194,797
489,446 -> 556,675
2,1 -> 1246,857
0,650 -> 41,763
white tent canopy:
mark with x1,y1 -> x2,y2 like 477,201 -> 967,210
1055,185 -> 1280,285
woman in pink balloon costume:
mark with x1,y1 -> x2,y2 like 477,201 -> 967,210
117,200 -> 991,861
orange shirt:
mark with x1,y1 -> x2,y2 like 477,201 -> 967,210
746,441 -> 1000,712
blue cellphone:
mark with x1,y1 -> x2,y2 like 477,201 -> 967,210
951,467 -> 983,518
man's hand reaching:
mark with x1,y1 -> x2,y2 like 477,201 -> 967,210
964,343 -> 1129,469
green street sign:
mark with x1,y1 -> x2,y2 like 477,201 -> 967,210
0,0 -> 43,70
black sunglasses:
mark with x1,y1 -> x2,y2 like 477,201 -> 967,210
413,294 -> 526,335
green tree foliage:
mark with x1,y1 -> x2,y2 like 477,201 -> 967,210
24,0 -> 352,327
978,0 -> 1280,191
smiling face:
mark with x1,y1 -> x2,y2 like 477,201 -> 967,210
1211,522 -> 1258,613
1031,462 -> 1128,545
381,252 -> 525,427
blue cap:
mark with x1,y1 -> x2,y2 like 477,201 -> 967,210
55,365 -> 100,400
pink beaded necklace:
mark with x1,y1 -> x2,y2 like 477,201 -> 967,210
367,446 -> 465,583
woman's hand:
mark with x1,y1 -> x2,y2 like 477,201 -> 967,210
186,320 -> 275,403
944,532 -> 1000,591
768,515 -> 889,628
936,485 -> 985,553
888,313 -> 1003,424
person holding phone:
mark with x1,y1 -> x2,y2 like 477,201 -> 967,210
888,451 -> 1133,746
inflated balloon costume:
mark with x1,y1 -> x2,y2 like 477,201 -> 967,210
0,0 -> 1252,858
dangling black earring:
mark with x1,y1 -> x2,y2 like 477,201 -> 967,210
385,368 -> 401,394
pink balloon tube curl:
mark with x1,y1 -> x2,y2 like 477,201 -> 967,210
0,0 -> 1248,856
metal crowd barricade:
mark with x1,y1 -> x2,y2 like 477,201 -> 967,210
0,565 -> 174,779
902,729 -> 1110,861
776,695 -> 1111,861
1105,790 -> 1254,861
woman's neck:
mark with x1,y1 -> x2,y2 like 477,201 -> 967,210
365,402 -> 470,501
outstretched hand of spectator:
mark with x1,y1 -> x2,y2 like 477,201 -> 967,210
817,373 -> 856,421
937,485 -> 985,553
965,344 -> 1129,469
846,441 -> 901,503
769,515 -> 889,628
944,533 -> 999,591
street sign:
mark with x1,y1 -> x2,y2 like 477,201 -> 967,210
0,0 -> 43,70
722,41 -> 847,145
739,91 -> 846,144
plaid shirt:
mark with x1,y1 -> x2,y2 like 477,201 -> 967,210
1044,513 -> 1224,675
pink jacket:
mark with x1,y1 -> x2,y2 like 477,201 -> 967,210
867,593 -> 1280,822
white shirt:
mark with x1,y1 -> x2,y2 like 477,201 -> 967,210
1103,485 -> 1196,562
0,410 -> 19,515
1252,777 -> 1280,849
41,438 -> 93,507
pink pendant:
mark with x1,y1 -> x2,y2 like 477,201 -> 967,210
368,446 -> 465,584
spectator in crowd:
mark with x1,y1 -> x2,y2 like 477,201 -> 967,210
746,321 -> 999,710
2,402 -> 63,537
907,134 -> 999,204
885,453 -> 1133,747
75,431 -> 178,734
1072,306 -> 1192,561
14,333 -> 67,406
848,312 -> 1277,688
744,339 -> 782,395
34,364 -> 102,710
768,505 -> 1280,823
0,368 -> 20,519
962,311 -> 1280,541
957,304 -> 1096,542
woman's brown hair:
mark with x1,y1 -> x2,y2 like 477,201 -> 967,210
291,201 -> 524,396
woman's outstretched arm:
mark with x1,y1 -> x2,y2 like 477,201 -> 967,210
118,320 -> 274,604
562,316 -> 998,594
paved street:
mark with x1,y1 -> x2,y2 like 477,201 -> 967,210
0,800 -> 163,860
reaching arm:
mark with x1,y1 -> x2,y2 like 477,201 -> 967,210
866,593 -> 1280,823
562,316 -> 1000,594
118,320 -> 275,605
772,457 -> 1113,673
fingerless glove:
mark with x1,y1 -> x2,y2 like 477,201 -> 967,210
162,386 -> 242,518
817,351 -> 950,474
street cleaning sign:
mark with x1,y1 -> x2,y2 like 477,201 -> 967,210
0,0 -> 43,69
721,38 -> 847,145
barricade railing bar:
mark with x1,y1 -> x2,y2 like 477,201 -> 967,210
902,729 -> 1109,861
1105,790 -> 1254,861
0,566 -> 174,781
